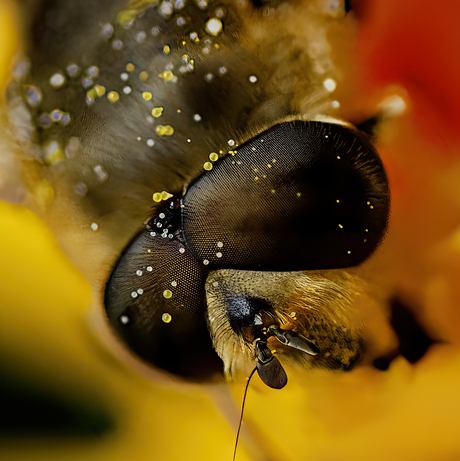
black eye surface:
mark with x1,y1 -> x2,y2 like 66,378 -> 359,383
183,120 -> 389,271
104,200 -> 223,379
104,120 -> 390,379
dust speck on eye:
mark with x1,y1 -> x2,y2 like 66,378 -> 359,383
66,64 -> 80,78
93,164 -> 109,182
102,23 -> 114,39
119,314 -> 130,325
49,72 -> 66,89
24,85 -> 42,107
112,39 -> 124,50
136,31 -> 147,43
323,77 -> 337,92
75,183 -> 88,196
86,66 -> 99,78
205,18 -> 223,36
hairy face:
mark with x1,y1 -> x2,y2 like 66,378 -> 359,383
6,0 -> 396,387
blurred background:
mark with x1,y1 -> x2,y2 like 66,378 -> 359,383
2,0 -> 460,460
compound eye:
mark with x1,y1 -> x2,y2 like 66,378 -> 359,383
182,120 -> 390,271
104,120 -> 390,381
104,201 -> 222,379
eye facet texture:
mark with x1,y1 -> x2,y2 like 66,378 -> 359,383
104,202 -> 223,378
104,121 -> 390,379
183,121 -> 389,271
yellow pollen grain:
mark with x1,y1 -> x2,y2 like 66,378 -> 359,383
209,152 -> 219,161
155,125 -> 174,136
337,156 -> 341,160
86,89 -> 97,102
203,162 -> 213,171
347,250 -> 351,254
139,71 -> 149,81
163,45 -> 171,55
94,84 -> 106,97
126,63 -> 135,72
142,91 -> 152,100
336,199 -> 340,203
151,107 -> 164,117
254,176 -> 259,180
163,290 -> 172,299
162,313 -> 172,323
45,148 -> 65,166
107,91 -> 120,103
153,192 -> 162,202
161,191 -> 173,200
158,70 -> 174,81
339,224 -> 343,229
296,192 -> 301,197
177,109 -> 181,113
147,249 -> 151,253
271,189 -> 276,194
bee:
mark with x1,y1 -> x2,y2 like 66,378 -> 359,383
7,0 -> 397,393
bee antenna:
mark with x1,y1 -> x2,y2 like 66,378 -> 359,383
233,367 -> 257,461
